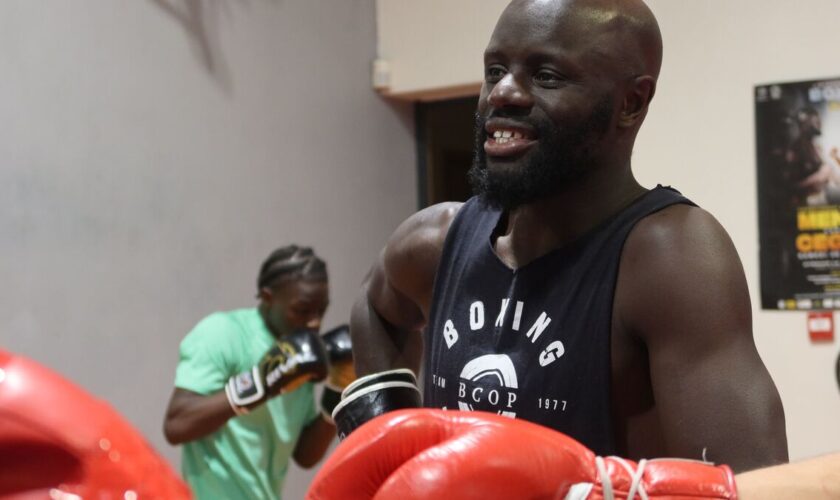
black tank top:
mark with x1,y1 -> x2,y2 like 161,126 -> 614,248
423,186 -> 693,456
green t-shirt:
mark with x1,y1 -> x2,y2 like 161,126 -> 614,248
174,308 -> 318,500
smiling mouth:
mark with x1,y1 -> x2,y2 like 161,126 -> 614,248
484,127 -> 537,157
491,129 -> 527,143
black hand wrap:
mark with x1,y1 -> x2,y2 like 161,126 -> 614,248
331,368 -> 421,440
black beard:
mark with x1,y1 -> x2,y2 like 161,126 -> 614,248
468,97 -> 613,211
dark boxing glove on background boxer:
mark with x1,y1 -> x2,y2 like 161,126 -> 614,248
319,324 -> 357,421
225,328 -> 329,414
307,409 -> 738,500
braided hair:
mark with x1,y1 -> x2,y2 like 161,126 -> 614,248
257,245 -> 327,292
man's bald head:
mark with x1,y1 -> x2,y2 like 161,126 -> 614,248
471,0 -> 663,208
502,0 -> 662,81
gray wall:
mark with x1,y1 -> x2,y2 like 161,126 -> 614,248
0,1 -> 416,497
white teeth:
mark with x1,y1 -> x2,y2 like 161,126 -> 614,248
491,129 -> 526,142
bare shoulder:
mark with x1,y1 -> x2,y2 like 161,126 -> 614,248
383,202 -> 463,278
622,203 -> 741,276
371,202 -> 462,315
616,203 -> 750,340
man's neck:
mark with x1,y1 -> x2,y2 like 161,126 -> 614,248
257,305 -> 281,339
493,166 -> 646,270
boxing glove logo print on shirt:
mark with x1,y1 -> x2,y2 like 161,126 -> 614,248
437,299 -> 567,418
456,354 -> 519,417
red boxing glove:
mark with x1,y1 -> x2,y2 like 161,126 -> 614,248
0,349 -> 190,499
307,409 -> 737,500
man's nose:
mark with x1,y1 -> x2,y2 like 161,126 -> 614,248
487,73 -> 533,110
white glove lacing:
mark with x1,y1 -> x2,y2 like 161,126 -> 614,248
564,456 -> 716,500
598,456 -> 650,500
563,456 -> 649,500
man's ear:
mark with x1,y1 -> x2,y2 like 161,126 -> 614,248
619,75 -> 656,128
257,287 -> 273,303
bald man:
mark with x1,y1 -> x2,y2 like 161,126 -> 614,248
336,0 -> 788,478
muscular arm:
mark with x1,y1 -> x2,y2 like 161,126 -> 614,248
165,387 -> 337,466
615,204 -> 788,472
163,388 -> 235,445
292,415 -> 336,468
351,203 -> 461,376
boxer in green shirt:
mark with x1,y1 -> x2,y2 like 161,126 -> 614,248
163,245 -> 354,499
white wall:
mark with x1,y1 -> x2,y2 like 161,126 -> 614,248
375,0 -> 506,98
376,0 -> 508,98
377,0 -> 840,461
0,0 -> 416,497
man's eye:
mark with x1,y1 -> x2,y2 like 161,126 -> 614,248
485,66 -> 506,83
534,71 -> 562,86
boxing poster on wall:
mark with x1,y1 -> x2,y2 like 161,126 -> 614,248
756,77 -> 840,310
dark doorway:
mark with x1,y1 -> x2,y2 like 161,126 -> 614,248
416,96 -> 478,208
